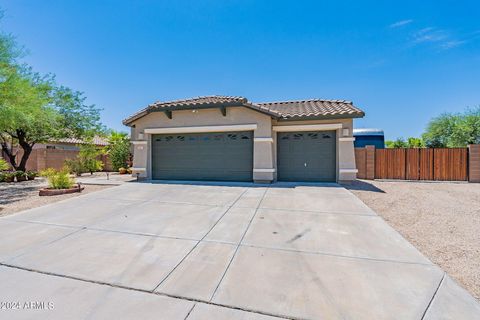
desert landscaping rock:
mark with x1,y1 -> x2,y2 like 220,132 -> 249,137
0,178 -> 112,217
347,180 -> 480,300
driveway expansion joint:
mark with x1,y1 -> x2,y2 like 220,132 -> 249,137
209,187 -> 270,301
151,187 -> 251,292
237,243 -> 435,267
5,226 -> 87,263
420,272 -> 446,320
0,262 -> 298,320
183,304 -> 196,320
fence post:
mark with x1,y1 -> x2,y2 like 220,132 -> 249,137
469,144 -> 480,183
365,145 -> 376,180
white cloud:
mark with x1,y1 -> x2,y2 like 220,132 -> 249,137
440,40 -> 466,49
412,27 -> 448,44
389,19 -> 413,28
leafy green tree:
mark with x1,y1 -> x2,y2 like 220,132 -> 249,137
78,141 -> 104,174
422,108 -> 480,147
0,15 -> 103,171
407,137 -> 425,148
106,131 -> 130,171
385,138 -> 408,148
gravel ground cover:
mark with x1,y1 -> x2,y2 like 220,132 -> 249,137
346,179 -> 480,300
0,178 -> 112,217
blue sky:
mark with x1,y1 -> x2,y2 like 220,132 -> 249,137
2,0 -> 480,139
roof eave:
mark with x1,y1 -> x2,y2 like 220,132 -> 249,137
123,102 -> 280,126
276,112 -> 365,121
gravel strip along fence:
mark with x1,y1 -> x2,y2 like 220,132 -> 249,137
346,180 -> 480,300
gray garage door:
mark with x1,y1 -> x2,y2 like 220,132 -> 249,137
152,131 -> 253,181
277,130 -> 336,182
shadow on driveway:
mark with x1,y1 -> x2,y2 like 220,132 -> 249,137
0,181 -> 44,205
342,180 -> 385,193
137,179 -> 344,189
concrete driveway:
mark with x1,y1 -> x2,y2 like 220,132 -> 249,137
0,182 -> 479,319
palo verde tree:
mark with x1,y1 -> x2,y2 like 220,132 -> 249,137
0,14 -> 103,171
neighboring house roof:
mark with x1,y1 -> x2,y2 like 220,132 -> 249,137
123,95 -> 365,125
353,128 -> 384,136
48,136 -> 109,146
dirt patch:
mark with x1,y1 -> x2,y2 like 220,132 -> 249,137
0,179 -> 113,217
346,180 -> 480,300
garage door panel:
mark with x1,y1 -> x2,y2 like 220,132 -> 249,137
152,131 -> 253,181
277,131 -> 336,182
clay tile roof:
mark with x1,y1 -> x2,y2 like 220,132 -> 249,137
123,95 -> 275,125
123,96 -> 364,125
254,99 -> 364,119
51,136 -> 109,146
149,95 -> 248,108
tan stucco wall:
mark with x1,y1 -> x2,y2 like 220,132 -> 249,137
128,107 -> 274,181
128,108 -> 357,182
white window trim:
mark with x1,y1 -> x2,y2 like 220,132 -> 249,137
254,137 -> 274,142
253,168 -> 276,173
144,124 -> 257,134
339,137 -> 356,142
272,123 -> 342,132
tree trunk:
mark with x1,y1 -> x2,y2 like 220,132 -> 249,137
16,130 -> 34,172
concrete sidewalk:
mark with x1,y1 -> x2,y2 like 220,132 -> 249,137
0,182 -> 479,319
75,172 -> 137,185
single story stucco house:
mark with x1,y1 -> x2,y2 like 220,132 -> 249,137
123,95 -> 365,183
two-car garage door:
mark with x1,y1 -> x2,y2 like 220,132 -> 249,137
152,131 -> 253,181
151,130 -> 336,182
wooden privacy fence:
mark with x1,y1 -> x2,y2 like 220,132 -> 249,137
355,147 -> 473,181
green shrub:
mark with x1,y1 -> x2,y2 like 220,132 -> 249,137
49,171 -> 74,189
106,131 -> 130,171
1,172 -> 15,182
79,142 -> 104,174
26,170 -> 37,178
39,168 -> 57,178
14,170 -> 26,177
26,171 -> 37,180
40,168 -> 74,189
65,158 -> 86,176
64,141 -> 104,175
0,158 -> 10,171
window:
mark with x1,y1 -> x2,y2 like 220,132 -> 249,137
293,133 -> 303,140
227,134 -> 238,140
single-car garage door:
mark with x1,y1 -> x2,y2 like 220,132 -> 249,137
277,130 -> 336,182
152,131 -> 253,181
